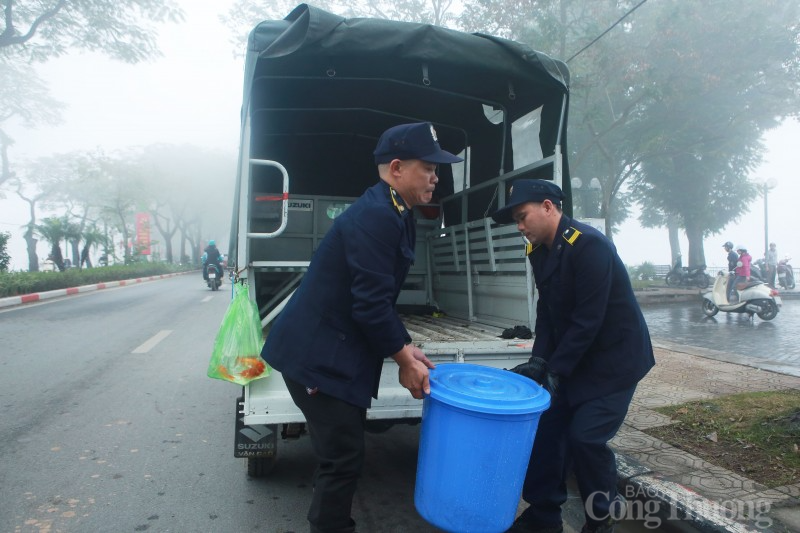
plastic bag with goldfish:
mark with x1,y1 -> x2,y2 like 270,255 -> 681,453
207,282 -> 271,385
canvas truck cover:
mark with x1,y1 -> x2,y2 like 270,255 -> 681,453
231,3 -> 572,264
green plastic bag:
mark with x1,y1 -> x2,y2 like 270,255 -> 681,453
207,283 -> 271,385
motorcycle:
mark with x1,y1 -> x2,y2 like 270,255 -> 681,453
777,257 -> 795,290
665,257 -> 710,289
750,258 -> 767,283
205,263 -> 222,291
701,271 -> 781,320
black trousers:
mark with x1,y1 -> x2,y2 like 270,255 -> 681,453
518,385 -> 636,528
284,375 -> 365,533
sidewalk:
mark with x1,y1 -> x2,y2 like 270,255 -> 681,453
607,343 -> 800,532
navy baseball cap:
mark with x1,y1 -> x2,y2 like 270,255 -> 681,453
374,122 -> 463,165
491,179 -> 565,224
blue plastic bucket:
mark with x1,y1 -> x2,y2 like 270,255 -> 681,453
414,363 -> 551,533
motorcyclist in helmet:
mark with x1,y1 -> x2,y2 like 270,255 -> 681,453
723,241 -> 739,303
722,241 -> 738,272
202,239 -> 224,282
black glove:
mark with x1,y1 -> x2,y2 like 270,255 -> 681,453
510,356 -> 548,383
540,372 -> 559,399
510,356 -> 559,398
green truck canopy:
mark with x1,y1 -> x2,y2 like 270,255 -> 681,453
238,3 -> 571,214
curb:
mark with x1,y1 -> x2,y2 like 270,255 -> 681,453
616,455 -> 760,533
0,271 -> 193,309
635,288 -> 799,306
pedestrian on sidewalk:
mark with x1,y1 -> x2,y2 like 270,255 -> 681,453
492,179 -> 655,533
766,242 -> 778,288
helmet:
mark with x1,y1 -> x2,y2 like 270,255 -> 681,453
723,241 -> 733,249
208,239 -> 216,246
736,245 -> 747,252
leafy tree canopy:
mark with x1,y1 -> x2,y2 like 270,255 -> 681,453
0,0 -> 185,63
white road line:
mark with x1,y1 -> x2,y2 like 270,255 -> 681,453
132,330 -> 173,354
201,296 -> 213,302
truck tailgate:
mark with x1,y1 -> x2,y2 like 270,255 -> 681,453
243,314 -> 533,425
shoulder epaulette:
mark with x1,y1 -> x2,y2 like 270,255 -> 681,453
562,226 -> 582,245
389,186 -> 406,216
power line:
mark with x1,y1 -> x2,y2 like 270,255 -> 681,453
566,0 -> 649,63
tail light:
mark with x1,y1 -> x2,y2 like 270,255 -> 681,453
770,289 -> 780,297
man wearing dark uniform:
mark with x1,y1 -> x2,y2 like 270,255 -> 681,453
491,179 -> 655,533
261,122 -> 462,533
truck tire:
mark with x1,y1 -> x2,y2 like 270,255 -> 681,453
247,456 -> 277,477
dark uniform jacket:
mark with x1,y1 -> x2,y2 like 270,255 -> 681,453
528,216 -> 655,405
261,180 -> 415,409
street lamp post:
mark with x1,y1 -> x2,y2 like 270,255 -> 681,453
762,178 -> 777,259
571,177 -> 584,217
570,177 -> 602,219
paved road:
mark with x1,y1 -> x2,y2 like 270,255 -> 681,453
0,277 -> 707,533
641,298 -> 800,376
0,276 -> 443,532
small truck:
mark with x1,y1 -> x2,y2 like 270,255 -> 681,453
228,4 -> 573,476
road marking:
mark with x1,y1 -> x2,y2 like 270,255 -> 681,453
132,330 -> 173,354
201,295 -> 213,302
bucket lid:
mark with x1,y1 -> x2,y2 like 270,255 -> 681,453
428,363 -> 551,415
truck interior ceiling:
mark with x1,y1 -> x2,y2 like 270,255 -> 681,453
248,74 -> 566,223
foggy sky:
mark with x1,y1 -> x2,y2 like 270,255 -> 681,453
1,0 -> 798,270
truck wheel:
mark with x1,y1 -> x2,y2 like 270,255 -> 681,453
247,456 -> 277,477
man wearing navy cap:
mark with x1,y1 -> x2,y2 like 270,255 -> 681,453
261,122 -> 462,533
492,179 -> 654,533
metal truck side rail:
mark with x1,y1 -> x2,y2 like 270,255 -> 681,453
246,159 -> 290,240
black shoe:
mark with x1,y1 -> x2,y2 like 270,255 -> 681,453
580,518 -> 615,533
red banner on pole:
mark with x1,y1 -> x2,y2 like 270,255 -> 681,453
135,213 -> 151,255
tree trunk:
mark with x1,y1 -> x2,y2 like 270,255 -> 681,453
24,228 -> 39,272
151,212 -> 177,263
80,246 -> 93,268
23,200 -> 39,271
52,244 -> 65,272
684,223 -> 706,268
667,215 -> 681,265
70,239 -> 80,267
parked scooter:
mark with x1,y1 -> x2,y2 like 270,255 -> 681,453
665,255 -> 710,289
750,258 -> 767,283
777,257 -> 795,290
701,271 -> 781,320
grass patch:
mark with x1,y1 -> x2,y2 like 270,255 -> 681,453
644,389 -> 800,487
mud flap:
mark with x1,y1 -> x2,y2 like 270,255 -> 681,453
234,396 -> 277,458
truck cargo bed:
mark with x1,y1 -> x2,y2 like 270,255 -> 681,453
242,313 -> 533,425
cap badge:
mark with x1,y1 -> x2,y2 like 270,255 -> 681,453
430,125 -> 438,142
